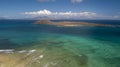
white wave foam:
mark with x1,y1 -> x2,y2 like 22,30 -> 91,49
32,54 -> 44,61
39,55 -> 44,58
18,50 -> 27,53
29,50 -> 36,53
0,49 -> 37,55
27,49 -> 36,55
0,49 -> 14,53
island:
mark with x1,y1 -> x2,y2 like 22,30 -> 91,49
34,20 -> 120,27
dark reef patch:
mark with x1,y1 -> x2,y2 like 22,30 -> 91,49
0,39 -> 19,49
103,57 -> 120,67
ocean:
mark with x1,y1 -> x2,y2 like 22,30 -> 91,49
0,20 -> 120,67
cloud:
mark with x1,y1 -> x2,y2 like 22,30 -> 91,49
23,9 -> 120,20
71,0 -> 83,3
24,9 -> 99,19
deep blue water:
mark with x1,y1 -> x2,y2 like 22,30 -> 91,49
0,20 -> 120,45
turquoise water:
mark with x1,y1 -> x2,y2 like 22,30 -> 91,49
0,20 -> 120,67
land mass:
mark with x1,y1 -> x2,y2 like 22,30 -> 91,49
34,20 -> 119,27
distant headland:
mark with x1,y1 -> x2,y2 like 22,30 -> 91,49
34,20 -> 120,27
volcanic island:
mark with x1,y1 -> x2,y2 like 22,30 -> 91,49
34,20 -> 119,27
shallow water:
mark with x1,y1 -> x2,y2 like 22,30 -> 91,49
0,20 -> 120,67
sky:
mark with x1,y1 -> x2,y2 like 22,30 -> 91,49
0,0 -> 120,20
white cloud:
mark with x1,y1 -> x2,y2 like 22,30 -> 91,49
25,9 -> 52,15
71,0 -> 83,3
23,9 -> 120,20
24,9 -> 99,19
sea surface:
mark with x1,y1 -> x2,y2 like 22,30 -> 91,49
0,20 -> 120,67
